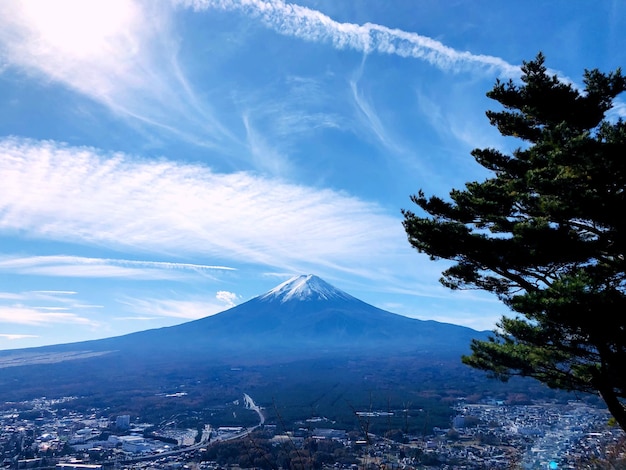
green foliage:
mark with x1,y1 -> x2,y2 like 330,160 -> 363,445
402,54 -> 626,429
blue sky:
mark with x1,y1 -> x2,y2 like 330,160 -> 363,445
0,0 -> 624,349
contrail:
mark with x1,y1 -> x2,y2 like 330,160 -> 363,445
177,0 -> 520,77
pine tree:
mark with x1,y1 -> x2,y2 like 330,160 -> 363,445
402,53 -> 626,429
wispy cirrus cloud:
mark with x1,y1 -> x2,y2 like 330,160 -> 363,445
178,0 -> 520,77
0,0 -> 235,150
0,290 -> 101,329
349,77 -> 402,155
0,334 -> 39,340
0,137 -> 404,277
0,290 -> 78,303
121,296 -> 231,320
0,305 -> 98,327
608,99 -> 626,120
0,255 -> 234,280
121,290 -> 239,322
241,113 -> 293,176
236,75 -> 344,176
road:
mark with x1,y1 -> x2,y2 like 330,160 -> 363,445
243,393 -> 265,426
115,393 -> 265,465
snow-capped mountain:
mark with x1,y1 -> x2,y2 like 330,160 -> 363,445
259,274 -> 356,303
0,275 -> 502,420
0,275 -> 491,403
0,275 -> 488,367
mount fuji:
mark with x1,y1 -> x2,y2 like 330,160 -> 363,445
86,274 -> 487,359
0,275 -> 491,403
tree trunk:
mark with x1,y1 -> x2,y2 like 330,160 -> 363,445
599,389 -> 626,431
596,374 -> 626,432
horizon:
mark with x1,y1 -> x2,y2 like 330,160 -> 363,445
0,0 -> 624,349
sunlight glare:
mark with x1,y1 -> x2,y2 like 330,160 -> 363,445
19,0 -> 139,60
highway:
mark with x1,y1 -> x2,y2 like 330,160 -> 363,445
115,393 -> 264,465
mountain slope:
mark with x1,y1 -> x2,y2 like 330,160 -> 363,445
105,274 -> 486,358
0,275 -> 497,411
0,274 -> 487,362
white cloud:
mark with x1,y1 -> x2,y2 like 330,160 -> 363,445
31,290 -> 78,295
178,0 -> 520,77
0,255 -> 234,280
216,290 -> 239,307
0,137 -> 403,276
0,0 -> 142,98
350,77 -> 401,154
0,305 -> 98,327
608,99 -> 626,121
114,316 -> 157,321
0,293 -> 25,301
0,0 -> 235,149
0,334 -> 39,340
235,75 -> 344,174
413,87 -> 498,155
241,113 -> 293,176
0,290 -> 103,332
0,290 -> 79,303
121,297 -> 227,320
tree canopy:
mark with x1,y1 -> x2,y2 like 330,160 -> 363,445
402,53 -> 626,429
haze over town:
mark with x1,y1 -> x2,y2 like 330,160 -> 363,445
0,0 -> 624,349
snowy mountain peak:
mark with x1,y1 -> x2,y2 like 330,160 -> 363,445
259,275 -> 356,303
